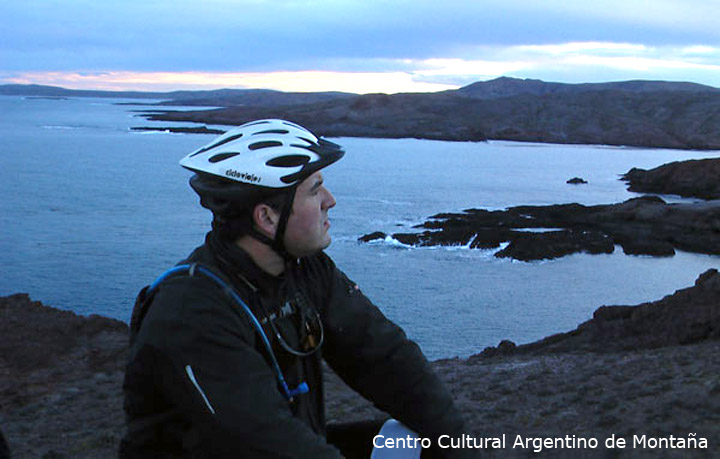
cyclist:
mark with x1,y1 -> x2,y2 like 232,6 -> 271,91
121,119 -> 473,458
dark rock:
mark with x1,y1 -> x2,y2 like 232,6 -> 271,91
357,231 -> 387,242
469,229 -> 512,249
618,237 -> 675,256
495,230 -> 614,261
395,227 -> 478,247
566,177 -> 588,184
478,340 -> 517,358
363,196 -> 720,261
392,233 -> 423,246
622,158 -> 720,199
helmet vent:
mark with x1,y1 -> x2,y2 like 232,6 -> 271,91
281,120 -> 310,132
191,133 -> 243,157
253,129 -> 290,135
208,152 -> 240,163
266,155 -> 310,168
297,136 -> 315,145
249,140 -> 283,150
243,120 -> 271,127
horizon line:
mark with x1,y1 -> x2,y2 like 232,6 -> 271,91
2,74 -> 719,96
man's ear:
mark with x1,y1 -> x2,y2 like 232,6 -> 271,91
252,203 -> 279,238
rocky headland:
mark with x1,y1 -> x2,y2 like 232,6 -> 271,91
134,77 -> 720,150
141,86 -> 720,149
360,195 -> 720,261
5,78 -> 720,149
1,267 -> 719,458
623,157 -> 720,200
139,78 -> 720,150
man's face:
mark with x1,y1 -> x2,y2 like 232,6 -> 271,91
283,171 -> 336,257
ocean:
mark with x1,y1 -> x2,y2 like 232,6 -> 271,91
1,95 -> 718,359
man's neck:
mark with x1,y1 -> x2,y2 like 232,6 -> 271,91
234,235 -> 286,277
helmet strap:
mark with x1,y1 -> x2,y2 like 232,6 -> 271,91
272,186 -> 298,262
249,186 -> 298,263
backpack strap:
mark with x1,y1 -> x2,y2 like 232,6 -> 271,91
129,264 -> 210,344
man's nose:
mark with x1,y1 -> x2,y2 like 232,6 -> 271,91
323,188 -> 336,210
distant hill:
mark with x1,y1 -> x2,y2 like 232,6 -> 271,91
4,78 -> 720,149
451,76 -> 720,99
153,89 -> 357,107
0,84 -> 166,99
0,84 -> 356,106
145,79 -> 720,149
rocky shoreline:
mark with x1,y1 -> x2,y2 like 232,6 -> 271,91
623,158 -> 720,200
361,195 -> 720,261
1,268 -> 719,458
361,158 -> 720,261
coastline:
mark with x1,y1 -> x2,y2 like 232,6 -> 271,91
360,196 -> 720,261
128,123 -> 720,153
1,269 -> 718,457
6,79 -> 720,150
134,124 -> 720,152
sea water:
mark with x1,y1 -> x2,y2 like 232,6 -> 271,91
1,95 -> 718,359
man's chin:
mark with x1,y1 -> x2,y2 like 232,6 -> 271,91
290,238 -> 332,258
319,236 -> 332,252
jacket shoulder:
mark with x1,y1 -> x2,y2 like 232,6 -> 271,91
132,271 -> 255,352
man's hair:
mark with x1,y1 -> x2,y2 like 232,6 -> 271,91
188,171 -> 292,242
212,192 -> 289,242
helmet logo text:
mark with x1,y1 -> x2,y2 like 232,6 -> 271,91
225,169 -> 261,183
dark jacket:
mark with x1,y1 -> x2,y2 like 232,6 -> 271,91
121,233 -> 469,457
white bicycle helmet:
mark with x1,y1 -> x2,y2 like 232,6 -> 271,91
181,119 -> 344,260
180,119 -> 344,188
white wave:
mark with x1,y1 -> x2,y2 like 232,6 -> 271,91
511,227 -> 564,233
127,128 -> 183,135
42,125 -> 78,130
364,235 -> 414,249
365,233 -> 494,253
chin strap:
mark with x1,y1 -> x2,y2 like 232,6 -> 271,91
250,186 -> 298,263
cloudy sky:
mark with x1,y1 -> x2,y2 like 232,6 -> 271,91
2,0 -> 720,93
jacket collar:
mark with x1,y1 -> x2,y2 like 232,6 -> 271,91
206,231 -> 285,295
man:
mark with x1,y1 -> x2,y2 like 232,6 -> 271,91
121,119 -> 473,458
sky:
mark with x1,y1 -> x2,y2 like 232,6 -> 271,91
2,0 -> 720,94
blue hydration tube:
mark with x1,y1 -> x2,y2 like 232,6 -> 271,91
147,263 -> 309,402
